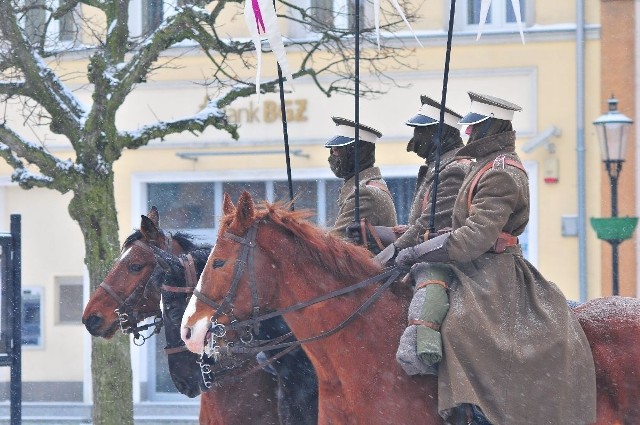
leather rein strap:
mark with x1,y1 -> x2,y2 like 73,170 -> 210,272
192,220 -> 403,355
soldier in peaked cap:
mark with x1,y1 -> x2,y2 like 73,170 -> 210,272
325,116 -> 397,251
395,92 -> 597,425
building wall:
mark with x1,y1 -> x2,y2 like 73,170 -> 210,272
600,0 -> 637,296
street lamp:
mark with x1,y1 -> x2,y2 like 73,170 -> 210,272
590,95 -> 637,295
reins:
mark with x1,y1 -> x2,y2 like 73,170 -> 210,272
193,220 -> 403,358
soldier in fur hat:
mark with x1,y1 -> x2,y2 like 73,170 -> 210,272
395,92 -> 597,425
325,117 -> 397,251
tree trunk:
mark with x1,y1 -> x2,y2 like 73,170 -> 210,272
69,174 -> 134,425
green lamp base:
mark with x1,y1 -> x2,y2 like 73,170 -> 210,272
590,217 -> 639,242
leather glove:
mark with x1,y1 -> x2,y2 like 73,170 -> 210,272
395,233 -> 450,272
373,243 -> 398,266
345,221 -> 364,245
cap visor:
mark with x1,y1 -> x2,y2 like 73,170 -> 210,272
458,112 -> 490,125
324,135 -> 355,147
405,114 -> 438,127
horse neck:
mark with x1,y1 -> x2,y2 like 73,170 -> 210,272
267,237 -> 408,358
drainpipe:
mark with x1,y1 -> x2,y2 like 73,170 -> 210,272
636,0 -> 640,297
576,0 -> 587,302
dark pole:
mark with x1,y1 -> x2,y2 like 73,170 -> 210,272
428,0 -> 457,233
272,0 -> 295,210
10,214 -> 21,425
353,0 -> 361,223
606,159 -> 622,295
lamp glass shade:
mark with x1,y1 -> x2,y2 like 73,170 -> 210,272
595,122 -> 632,161
593,97 -> 633,162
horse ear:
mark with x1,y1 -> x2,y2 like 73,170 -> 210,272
140,214 -> 161,242
146,206 -> 160,228
223,193 -> 236,216
236,191 -> 255,224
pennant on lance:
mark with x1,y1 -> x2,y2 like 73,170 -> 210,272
477,0 -> 525,43
373,0 -> 423,51
244,0 -> 294,94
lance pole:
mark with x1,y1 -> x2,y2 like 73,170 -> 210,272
353,0 -> 361,222
273,0 -> 295,210
428,0 -> 457,233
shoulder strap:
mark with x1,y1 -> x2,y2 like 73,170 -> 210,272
366,180 -> 393,199
467,155 -> 527,210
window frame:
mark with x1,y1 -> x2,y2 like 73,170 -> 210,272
55,276 -> 83,325
455,0 -> 533,33
20,0 -> 78,49
290,0 -> 373,37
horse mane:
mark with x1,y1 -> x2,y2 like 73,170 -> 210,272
123,230 -> 210,253
252,202 -> 382,282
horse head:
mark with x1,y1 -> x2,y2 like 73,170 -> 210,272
82,206 -> 177,339
180,192 -> 267,355
158,246 -> 212,397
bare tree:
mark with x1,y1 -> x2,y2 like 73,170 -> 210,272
0,0 -> 418,423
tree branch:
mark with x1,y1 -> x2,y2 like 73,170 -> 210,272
0,124 -> 79,192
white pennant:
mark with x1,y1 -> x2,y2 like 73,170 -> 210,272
244,0 -> 294,95
476,0 -> 525,44
374,0 -> 423,52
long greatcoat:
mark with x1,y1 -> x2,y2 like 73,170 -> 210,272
330,166 -> 397,239
437,131 -> 596,424
395,148 -> 469,250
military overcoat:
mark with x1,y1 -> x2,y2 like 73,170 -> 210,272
330,166 -> 397,238
395,148 -> 469,250
436,131 -> 596,424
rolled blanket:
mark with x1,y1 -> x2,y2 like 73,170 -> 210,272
416,282 -> 449,364
396,323 -> 438,375
396,263 -> 451,375
397,285 -> 440,374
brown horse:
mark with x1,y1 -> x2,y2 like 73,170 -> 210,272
573,296 -> 640,425
82,207 -> 280,425
182,191 -> 640,425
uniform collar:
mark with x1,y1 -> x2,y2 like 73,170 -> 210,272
456,131 -> 516,159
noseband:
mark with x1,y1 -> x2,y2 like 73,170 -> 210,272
99,238 -> 169,344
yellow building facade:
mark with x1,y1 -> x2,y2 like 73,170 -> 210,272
0,0 -> 630,420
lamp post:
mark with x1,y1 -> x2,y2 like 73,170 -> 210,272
590,95 -> 637,295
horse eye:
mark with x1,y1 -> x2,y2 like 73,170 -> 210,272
212,259 -> 225,269
129,264 -> 144,273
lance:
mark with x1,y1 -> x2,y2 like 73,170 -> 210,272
427,0 -> 457,234
273,0 -> 295,211
353,0 -> 362,223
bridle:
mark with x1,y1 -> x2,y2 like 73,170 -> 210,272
192,219 -> 403,362
99,237 -> 171,345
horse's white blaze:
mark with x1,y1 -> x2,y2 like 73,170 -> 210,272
181,279 -> 209,354
119,247 -> 132,261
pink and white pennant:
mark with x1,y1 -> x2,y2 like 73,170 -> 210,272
477,0 -> 525,43
244,0 -> 293,95
373,0 -> 423,51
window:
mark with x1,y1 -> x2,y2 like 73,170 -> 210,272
309,0 -> 369,31
146,176 -> 416,245
55,276 -> 83,325
22,288 -> 42,347
464,0 -> 526,29
142,0 -> 163,36
22,0 -> 77,46
129,0 -> 186,38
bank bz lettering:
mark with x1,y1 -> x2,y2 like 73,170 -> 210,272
227,99 -> 308,124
